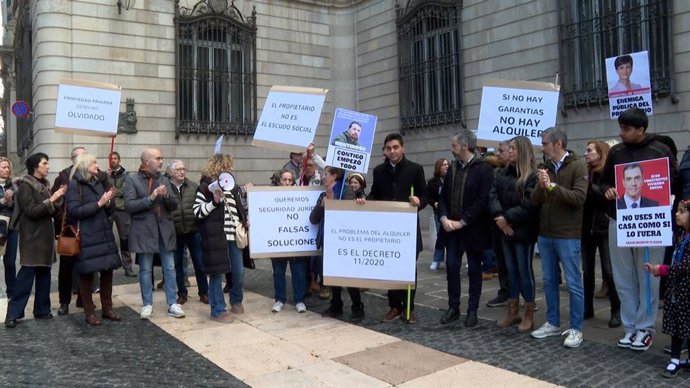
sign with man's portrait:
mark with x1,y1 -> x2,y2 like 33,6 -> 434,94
324,108 -> 377,174
615,157 -> 672,247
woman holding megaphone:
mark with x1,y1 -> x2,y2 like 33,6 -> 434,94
193,154 -> 247,323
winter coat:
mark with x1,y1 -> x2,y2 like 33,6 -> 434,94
52,166 -> 111,241
582,169 -> 610,237
11,175 -> 61,267
0,178 -> 16,218
170,178 -> 199,235
66,172 -> 121,274
531,152 -> 588,239
488,165 -> 539,243
600,134 -> 680,219
194,177 -> 246,275
124,170 -> 178,253
662,231 -> 690,339
310,184 -> 355,249
109,166 -> 128,210
426,176 -> 443,215
367,156 -> 428,253
438,156 -> 494,252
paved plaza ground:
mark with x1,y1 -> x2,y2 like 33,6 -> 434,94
0,239 -> 688,387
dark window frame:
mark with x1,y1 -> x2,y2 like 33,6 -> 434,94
396,0 -> 464,133
14,3 -> 33,156
558,0 -> 676,113
175,0 -> 257,138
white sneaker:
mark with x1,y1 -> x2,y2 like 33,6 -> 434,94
295,302 -> 307,313
140,305 -> 153,319
430,262 -> 439,271
167,303 -> 186,318
531,322 -> 561,339
631,330 -> 653,351
272,301 -> 284,313
562,329 -> 583,348
617,332 -> 635,348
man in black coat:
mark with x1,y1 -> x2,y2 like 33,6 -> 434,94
366,133 -> 427,324
438,129 -> 494,327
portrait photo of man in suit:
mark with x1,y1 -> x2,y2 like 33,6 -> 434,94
617,162 -> 659,209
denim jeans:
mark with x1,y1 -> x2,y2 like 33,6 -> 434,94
446,234 -> 482,312
538,236 -> 584,331
582,231 -> 620,315
138,237 -> 178,307
6,266 -> 52,320
174,232 -> 208,297
481,248 -> 496,273
608,222 -> 662,333
271,258 -> 308,304
502,239 -> 535,302
432,215 -> 446,264
227,240 -> 244,305
208,273 -> 226,318
2,230 -> 18,298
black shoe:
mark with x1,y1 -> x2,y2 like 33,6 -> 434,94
662,362 -> 681,378
663,341 -> 689,354
124,267 -> 137,277
35,313 -> 53,320
584,310 -> 594,320
464,311 -> 478,327
486,296 -> 508,308
350,304 -> 365,323
608,312 -> 621,328
5,319 -> 17,328
440,309 -> 460,324
322,304 -> 343,318
58,304 -> 69,316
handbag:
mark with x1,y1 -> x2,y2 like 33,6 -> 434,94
235,221 -> 248,249
57,224 -> 80,256
56,185 -> 81,256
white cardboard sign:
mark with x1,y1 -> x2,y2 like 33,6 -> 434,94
55,79 -> 122,137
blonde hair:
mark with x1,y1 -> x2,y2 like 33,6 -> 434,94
70,153 -> 98,180
0,157 -> 13,177
510,136 -> 537,197
203,154 -> 234,180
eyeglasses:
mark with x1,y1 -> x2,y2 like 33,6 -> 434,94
174,168 -> 187,172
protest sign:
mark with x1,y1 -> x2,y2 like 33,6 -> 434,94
477,79 -> 559,147
615,158 -> 672,247
252,85 -> 328,152
324,108 -> 377,174
606,51 -> 653,119
54,79 -> 122,136
322,200 -> 417,289
247,186 -> 324,258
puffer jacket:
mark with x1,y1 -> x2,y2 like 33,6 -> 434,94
66,172 -> 121,274
170,178 -> 198,235
488,165 -> 539,243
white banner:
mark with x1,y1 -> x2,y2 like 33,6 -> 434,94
55,79 -> 122,136
605,51 -> 653,120
323,200 -> 417,289
252,86 -> 327,152
477,79 -> 559,146
247,186 -> 324,258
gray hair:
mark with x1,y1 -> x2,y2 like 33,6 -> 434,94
167,159 -> 184,173
70,146 -> 87,162
542,127 -> 568,149
453,129 -> 477,152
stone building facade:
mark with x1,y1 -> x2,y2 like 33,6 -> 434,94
1,0 -> 689,190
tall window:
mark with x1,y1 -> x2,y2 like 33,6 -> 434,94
559,0 -> 673,110
176,0 -> 257,137
397,1 -> 463,132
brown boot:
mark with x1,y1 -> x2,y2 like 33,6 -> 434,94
496,298 -> 522,328
595,281 -> 609,299
518,302 -> 535,332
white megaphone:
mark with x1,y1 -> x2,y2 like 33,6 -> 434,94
208,172 -> 236,193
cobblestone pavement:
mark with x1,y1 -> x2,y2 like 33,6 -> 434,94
0,306 -> 247,387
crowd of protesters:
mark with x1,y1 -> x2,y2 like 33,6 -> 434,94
2,107 -> 690,378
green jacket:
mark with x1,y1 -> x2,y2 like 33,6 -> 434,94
531,151 -> 588,239
109,167 -> 128,211
170,178 -> 198,235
